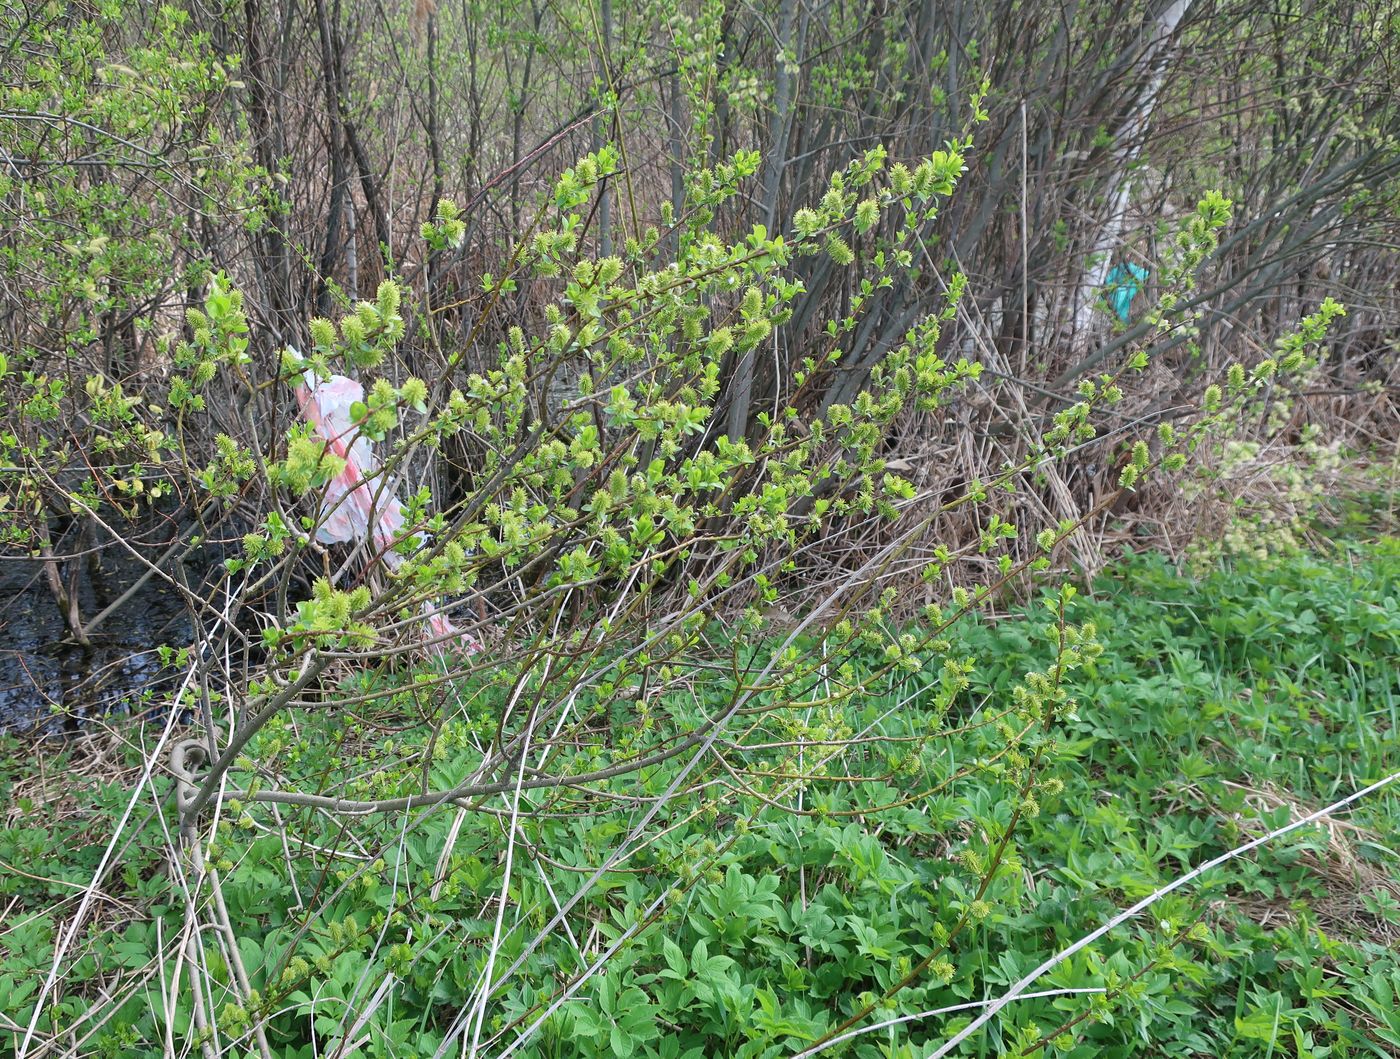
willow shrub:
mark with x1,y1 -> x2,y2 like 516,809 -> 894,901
0,1 -> 263,572
7,128 -> 1346,1056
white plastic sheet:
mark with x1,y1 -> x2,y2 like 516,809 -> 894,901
294,368 -> 478,657
292,371 -> 411,557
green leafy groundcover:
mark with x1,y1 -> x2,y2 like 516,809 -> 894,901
3,539 -> 1399,1058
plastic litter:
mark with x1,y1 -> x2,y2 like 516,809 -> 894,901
1104,262 -> 1149,323
292,371 -> 414,557
293,367 -> 478,657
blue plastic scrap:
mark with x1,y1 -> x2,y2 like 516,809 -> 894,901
1104,262 -> 1149,323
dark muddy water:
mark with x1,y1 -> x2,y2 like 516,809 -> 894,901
0,552 -> 192,734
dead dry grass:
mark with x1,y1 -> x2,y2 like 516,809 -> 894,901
1206,778 -> 1400,946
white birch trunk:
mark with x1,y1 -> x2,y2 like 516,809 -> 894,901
1071,0 -> 1192,346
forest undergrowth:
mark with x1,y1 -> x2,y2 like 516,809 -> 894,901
3,501 -> 1397,1059
3,4 -> 1399,1056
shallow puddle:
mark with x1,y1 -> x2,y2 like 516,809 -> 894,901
0,551 -> 191,734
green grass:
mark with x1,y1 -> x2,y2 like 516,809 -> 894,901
2,538 -> 1398,1058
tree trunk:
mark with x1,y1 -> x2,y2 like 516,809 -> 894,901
1071,0 -> 1192,347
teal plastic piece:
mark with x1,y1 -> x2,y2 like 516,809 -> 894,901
1104,263 -> 1149,323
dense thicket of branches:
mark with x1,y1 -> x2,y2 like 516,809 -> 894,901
3,0 -> 1396,610
5,0 -> 1397,564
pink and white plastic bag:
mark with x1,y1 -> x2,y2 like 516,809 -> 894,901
294,368 -> 478,658
293,371 -> 412,559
